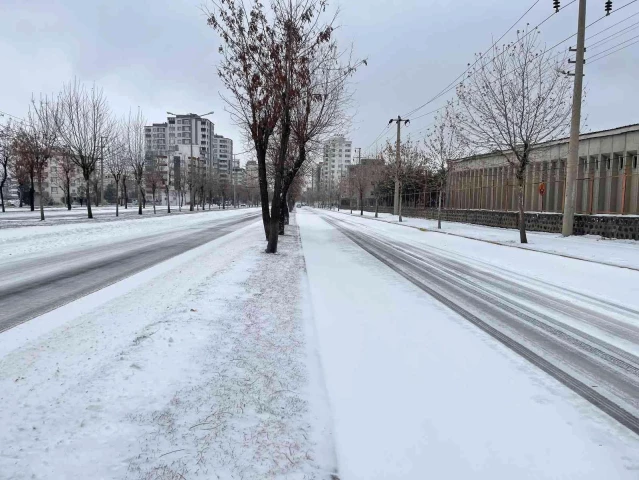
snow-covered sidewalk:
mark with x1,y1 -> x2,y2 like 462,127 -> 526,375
0,218 -> 334,479
298,209 -> 639,479
328,208 -> 639,270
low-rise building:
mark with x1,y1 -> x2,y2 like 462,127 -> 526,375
446,124 -> 639,215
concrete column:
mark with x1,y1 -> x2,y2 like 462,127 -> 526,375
621,153 -> 632,214
524,164 -> 533,211
498,167 -> 503,210
630,154 -> 639,214
604,154 -> 613,213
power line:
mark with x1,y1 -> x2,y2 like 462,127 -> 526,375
589,34 -> 639,60
403,0 -> 576,119
587,22 -> 639,49
589,37 -> 639,62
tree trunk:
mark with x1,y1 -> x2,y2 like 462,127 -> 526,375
18,187 -> 23,208
375,195 -> 379,218
255,146 -> 271,241
398,182 -> 403,222
189,184 -> 194,211
0,187 -> 4,213
153,190 -> 156,214
38,176 -> 45,221
266,179 -> 281,253
138,183 -> 143,215
437,187 -> 443,229
166,185 -> 171,213
517,175 -> 528,244
66,178 -> 72,210
86,176 -> 93,219
29,174 -> 35,211
123,182 -> 128,209
360,191 -> 364,216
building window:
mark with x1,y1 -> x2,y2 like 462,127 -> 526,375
606,158 -> 611,170
634,155 -> 638,169
619,156 -> 624,170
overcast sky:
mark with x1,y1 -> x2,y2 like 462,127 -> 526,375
1,0 -> 638,165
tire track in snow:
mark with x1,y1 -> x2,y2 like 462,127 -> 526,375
317,211 -> 639,436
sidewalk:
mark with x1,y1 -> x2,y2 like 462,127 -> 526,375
328,208 -> 639,271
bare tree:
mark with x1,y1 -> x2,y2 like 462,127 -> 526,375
207,0 -> 352,253
57,79 -> 114,219
368,160 -> 388,218
0,122 -> 13,212
351,162 -> 371,216
455,28 -> 572,243
145,156 -> 164,214
55,149 -> 76,210
105,128 -> 127,217
125,108 -> 146,215
165,155 -> 172,214
383,138 -> 426,222
424,104 -> 470,229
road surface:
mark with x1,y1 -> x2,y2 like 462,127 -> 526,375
0,211 -> 260,332
0,205 -> 245,228
313,209 -> 639,435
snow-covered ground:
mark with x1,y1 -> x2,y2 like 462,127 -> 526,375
0,218 -> 335,479
0,207 -> 259,265
2,208 -> 639,479
298,208 -> 639,479
330,208 -> 639,270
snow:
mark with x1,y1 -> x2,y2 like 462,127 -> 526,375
331,209 -> 639,270
297,209 -> 639,480
307,209 -> 639,362
3,206 -> 639,479
0,207 -> 259,265
0,218 -> 334,479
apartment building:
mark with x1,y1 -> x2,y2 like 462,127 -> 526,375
144,113 -> 216,204
319,136 -> 352,192
212,134 -> 233,181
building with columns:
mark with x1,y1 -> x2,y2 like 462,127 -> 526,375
446,124 -> 639,215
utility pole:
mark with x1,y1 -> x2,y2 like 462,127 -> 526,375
561,0 -> 587,236
389,116 -> 409,216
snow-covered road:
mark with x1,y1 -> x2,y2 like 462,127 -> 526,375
0,209 -> 261,332
299,208 -> 639,479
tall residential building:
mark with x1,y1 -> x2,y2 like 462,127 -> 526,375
320,135 -> 352,192
144,113 -> 215,203
212,134 -> 233,181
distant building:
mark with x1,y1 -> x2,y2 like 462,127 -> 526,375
212,134 -> 233,181
319,136 -> 352,192
144,113 -> 216,204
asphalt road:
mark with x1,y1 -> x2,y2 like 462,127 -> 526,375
0,211 -> 260,333
316,210 -> 639,436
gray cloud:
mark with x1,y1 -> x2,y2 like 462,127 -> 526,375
1,0 -> 637,164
